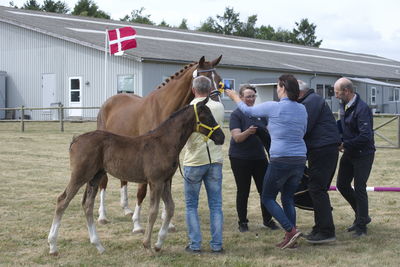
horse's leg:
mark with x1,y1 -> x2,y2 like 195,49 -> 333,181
132,183 -> 147,234
82,172 -> 105,254
161,180 -> 176,233
142,182 -> 163,250
48,177 -> 85,256
120,180 -> 134,216
97,173 -> 110,224
155,179 -> 175,252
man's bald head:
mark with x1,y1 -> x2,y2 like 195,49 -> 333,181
334,77 -> 354,103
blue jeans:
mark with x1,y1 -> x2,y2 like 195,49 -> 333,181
183,163 -> 223,251
262,161 -> 304,232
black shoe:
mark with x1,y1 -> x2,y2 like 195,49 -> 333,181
263,219 -> 279,230
211,248 -> 224,254
352,227 -> 367,238
306,232 -> 336,244
238,222 -> 249,232
347,216 -> 371,232
304,229 -> 319,239
185,245 -> 201,254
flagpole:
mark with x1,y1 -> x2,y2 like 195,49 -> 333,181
104,28 -> 108,102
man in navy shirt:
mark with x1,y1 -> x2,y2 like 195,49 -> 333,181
298,80 -> 340,244
334,78 -> 375,237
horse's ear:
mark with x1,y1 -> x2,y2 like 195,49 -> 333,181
211,55 -> 222,67
198,56 -> 205,67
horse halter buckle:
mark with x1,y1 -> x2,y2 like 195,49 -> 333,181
193,102 -> 221,141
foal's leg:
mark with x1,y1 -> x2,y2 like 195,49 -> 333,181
120,180 -> 134,216
97,173 -> 110,224
82,173 -> 105,254
142,182 -> 163,250
155,180 -> 175,252
132,183 -> 147,234
48,178 -> 85,255
161,180 -> 176,233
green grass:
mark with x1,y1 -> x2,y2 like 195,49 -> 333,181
0,120 -> 399,266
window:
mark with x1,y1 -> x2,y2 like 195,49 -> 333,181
389,88 -> 400,101
117,75 -> 134,93
69,77 -> 81,103
316,84 -> 332,99
221,79 -> 235,98
370,87 -> 376,105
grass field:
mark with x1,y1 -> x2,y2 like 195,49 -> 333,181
0,119 -> 399,266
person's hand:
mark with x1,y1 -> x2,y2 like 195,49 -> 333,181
246,125 -> 257,135
338,143 -> 344,152
225,89 -> 241,102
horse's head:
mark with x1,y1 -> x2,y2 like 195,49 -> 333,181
193,97 -> 225,145
193,55 -> 223,93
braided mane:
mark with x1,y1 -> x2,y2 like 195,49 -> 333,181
156,62 -> 197,89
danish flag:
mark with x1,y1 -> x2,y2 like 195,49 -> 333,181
107,27 -> 137,54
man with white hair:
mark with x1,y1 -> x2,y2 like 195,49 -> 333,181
298,80 -> 341,243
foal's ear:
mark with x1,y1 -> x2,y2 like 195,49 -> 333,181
200,97 -> 209,106
198,56 -> 205,67
211,55 -> 222,67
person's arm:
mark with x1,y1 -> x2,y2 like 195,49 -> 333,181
231,126 -> 257,143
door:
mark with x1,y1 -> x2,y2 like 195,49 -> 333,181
255,85 -> 275,104
42,73 -> 56,114
69,77 -> 82,117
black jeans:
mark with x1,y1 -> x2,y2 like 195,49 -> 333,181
337,152 -> 375,228
229,157 -> 272,224
308,145 -> 338,236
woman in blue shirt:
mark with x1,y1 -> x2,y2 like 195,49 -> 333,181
226,74 -> 307,249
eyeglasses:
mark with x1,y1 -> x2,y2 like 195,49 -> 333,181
243,95 -> 257,99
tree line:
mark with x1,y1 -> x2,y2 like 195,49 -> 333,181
10,0 -> 322,47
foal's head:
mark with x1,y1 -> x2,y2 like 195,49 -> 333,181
193,97 -> 225,145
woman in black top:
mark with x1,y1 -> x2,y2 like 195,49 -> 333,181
229,85 -> 278,232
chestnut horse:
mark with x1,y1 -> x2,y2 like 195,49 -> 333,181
48,98 -> 225,255
96,56 -> 223,233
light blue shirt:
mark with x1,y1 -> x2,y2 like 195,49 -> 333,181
237,97 -> 307,158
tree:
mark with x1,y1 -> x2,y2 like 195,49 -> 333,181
120,7 -> 154,25
255,25 -> 276,40
158,20 -> 171,27
8,1 -> 18,8
22,0 -> 41,10
215,7 -> 242,35
198,17 -> 220,33
292,18 -> 322,47
178,19 -> 188,30
42,0 -> 69,14
235,14 -> 258,38
72,0 -> 110,19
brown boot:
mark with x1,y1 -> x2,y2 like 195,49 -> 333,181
279,227 -> 302,249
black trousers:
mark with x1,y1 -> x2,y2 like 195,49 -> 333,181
307,145 -> 338,235
337,152 -> 375,228
229,157 -> 272,224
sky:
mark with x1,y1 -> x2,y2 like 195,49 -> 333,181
2,0 -> 400,61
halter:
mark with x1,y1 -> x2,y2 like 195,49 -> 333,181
193,68 -> 224,101
193,101 -> 221,141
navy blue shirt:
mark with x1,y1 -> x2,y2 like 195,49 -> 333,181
229,108 -> 268,160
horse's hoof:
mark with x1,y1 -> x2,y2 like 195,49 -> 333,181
168,226 -> 177,233
132,228 -> 145,235
154,246 -> 162,252
49,251 -> 59,257
98,218 -> 110,225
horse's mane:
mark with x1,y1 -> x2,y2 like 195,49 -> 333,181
156,62 -> 197,90
146,104 -> 192,135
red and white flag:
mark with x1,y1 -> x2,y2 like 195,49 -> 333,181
107,27 -> 137,54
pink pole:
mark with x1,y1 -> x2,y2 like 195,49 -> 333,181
329,186 -> 400,192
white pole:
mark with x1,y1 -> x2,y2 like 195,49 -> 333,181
104,29 -> 108,102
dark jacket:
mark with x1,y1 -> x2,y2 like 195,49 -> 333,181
338,93 -> 375,157
298,89 -> 341,150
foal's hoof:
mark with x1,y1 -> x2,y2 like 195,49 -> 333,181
168,225 -> 177,233
49,251 -> 59,257
132,228 -> 145,235
154,246 -> 162,252
98,218 -> 110,225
